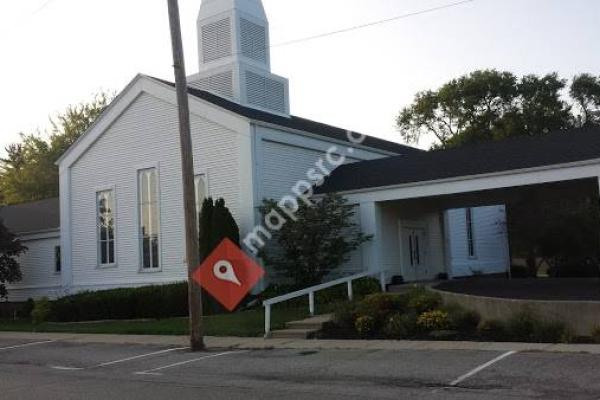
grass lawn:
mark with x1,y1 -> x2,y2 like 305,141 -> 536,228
0,307 -> 308,337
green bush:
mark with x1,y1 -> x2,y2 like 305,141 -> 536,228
477,319 -> 507,341
20,298 -> 35,319
506,309 -> 539,342
383,312 -> 418,339
406,286 -> 442,314
591,326 -> 600,344
31,298 -> 52,324
50,282 -> 190,322
533,320 -> 573,343
331,301 -> 358,330
416,310 -> 450,331
444,303 -> 481,332
355,293 -> 400,325
355,315 -> 376,338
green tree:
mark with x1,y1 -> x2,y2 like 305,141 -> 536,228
397,70 -> 573,149
259,193 -> 372,287
570,73 -> 600,127
0,92 -> 113,205
198,197 -> 240,259
0,219 -> 27,298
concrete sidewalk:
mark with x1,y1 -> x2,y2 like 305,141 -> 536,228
2,331 -> 600,354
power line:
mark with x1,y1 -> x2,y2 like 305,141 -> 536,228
224,0 -> 476,59
270,0 -> 476,50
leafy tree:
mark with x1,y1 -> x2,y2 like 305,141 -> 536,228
397,70 -> 573,149
198,197 -> 240,312
0,219 -> 27,298
0,92 -> 113,205
506,184 -> 600,277
571,74 -> 600,127
259,193 -> 372,287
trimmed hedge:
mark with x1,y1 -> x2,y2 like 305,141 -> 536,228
50,283 -> 190,322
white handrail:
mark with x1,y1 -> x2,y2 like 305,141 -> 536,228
263,269 -> 388,337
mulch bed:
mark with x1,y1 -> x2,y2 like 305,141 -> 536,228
435,278 -> 600,301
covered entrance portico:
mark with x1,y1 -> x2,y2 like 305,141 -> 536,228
350,159 -> 600,283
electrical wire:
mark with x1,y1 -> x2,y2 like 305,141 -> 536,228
270,0 -> 476,50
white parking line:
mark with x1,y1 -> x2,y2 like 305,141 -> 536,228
49,347 -> 188,372
134,350 -> 247,376
93,347 -> 188,368
449,351 -> 517,387
50,366 -> 84,371
0,340 -> 55,351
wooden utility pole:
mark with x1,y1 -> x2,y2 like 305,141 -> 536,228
167,0 -> 204,351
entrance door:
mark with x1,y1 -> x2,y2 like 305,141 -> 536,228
401,227 -> 428,282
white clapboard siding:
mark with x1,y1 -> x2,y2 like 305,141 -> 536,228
6,233 -> 62,302
68,93 -> 247,292
253,125 -> 396,276
446,205 -> 509,278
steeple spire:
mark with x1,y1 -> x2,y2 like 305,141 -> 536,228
189,0 -> 290,115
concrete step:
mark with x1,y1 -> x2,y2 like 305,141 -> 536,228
268,314 -> 333,340
269,328 -> 318,339
285,314 -> 333,330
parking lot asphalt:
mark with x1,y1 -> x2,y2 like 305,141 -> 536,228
1,338 -> 599,399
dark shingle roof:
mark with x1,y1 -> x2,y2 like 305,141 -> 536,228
317,128 -> 600,194
151,77 -> 421,155
0,198 -> 60,234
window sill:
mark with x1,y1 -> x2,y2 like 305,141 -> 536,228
97,263 -> 118,270
138,268 -> 162,274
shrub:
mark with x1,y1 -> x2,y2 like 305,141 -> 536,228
383,312 -> 418,339
354,315 -> 376,338
416,310 -> 450,331
506,309 -> 538,341
31,298 -> 52,324
444,303 -> 481,332
50,282 -> 191,322
477,319 -> 507,341
355,293 -> 401,325
20,298 -> 35,319
406,286 -> 442,314
332,301 -> 358,330
591,326 -> 600,344
533,320 -> 573,343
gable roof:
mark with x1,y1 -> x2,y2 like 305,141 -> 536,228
317,127 -> 600,194
0,198 -> 60,235
151,77 -> 421,155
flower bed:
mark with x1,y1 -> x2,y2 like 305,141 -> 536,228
320,286 -> 588,343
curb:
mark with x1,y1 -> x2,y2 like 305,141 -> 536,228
1,332 -> 600,354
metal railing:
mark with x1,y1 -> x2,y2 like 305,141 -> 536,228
263,269 -> 388,337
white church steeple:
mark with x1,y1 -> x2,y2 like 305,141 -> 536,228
188,0 -> 290,115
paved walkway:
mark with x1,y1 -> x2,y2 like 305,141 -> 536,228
2,331 -> 600,354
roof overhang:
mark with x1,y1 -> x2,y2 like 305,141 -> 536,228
334,157 -> 600,204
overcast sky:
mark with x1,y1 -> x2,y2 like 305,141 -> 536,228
0,0 -> 599,155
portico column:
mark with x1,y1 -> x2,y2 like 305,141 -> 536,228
359,201 -> 383,277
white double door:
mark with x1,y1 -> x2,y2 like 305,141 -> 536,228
401,227 -> 430,282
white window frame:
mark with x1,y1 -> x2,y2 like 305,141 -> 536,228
137,167 -> 162,272
194,172 -> 210,219
466,208 -> 477,259
96,188 -> 117,268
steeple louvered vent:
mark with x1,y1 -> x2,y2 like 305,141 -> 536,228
193,0 -> 290,115
201,18 -> 232,63
245,71 -> 286,114
240,18 -> 267,64
189,70 -> 234,99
